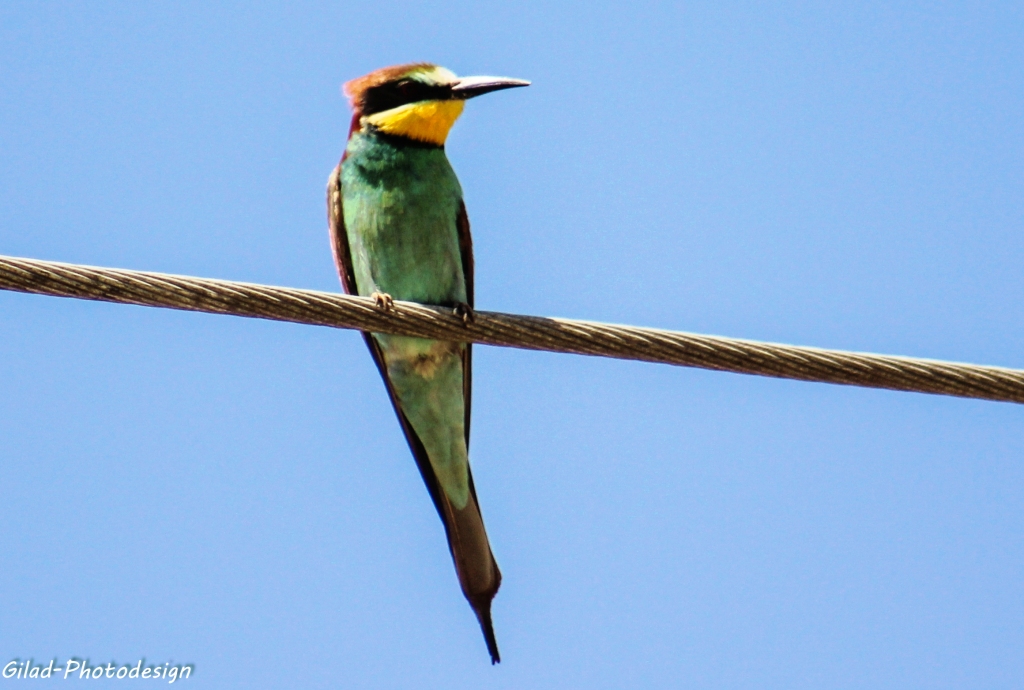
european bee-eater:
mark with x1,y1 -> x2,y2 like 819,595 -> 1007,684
326,63 -> 528,663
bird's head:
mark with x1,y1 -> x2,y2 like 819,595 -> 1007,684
344,63 -> 529,146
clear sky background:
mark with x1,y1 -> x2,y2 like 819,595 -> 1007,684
2,2 -> 1022,688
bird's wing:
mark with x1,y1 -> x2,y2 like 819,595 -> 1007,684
456,200 -> 474,447
327,163 -> 449,521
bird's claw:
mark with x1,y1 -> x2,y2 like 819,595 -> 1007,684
371,292 -> 395,311
454,302 -> 475,326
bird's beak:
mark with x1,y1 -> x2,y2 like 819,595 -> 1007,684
451,76 -> 531,99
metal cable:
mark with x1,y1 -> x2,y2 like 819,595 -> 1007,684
1,254 -> 1022,404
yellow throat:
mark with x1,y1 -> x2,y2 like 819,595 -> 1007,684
363,99 -> 465,146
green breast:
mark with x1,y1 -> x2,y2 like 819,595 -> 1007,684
341,130 -> 467,305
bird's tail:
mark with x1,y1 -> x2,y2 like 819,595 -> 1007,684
442,491 -> 503,663
474,599 -> 501,665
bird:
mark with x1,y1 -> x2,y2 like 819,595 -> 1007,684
326,63 -> 529,663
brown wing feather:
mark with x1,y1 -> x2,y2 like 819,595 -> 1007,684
327,164 -> 448,524
456,201 -> 474,448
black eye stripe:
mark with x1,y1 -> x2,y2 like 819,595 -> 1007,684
362,80 -> 452,116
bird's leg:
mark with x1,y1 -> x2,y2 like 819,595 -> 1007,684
454,302 -> 475,326
370,291 -> 395,311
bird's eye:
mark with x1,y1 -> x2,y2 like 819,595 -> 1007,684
397,80 -> 412,96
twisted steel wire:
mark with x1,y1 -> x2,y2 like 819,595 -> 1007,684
1,254 -> 1022,404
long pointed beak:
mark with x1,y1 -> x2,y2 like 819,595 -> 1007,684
451,75 -> 531,99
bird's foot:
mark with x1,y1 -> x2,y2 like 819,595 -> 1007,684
454,302 -> 475,326
370,292 -> 395,311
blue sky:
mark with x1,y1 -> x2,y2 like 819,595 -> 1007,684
1,2 -> 1022,688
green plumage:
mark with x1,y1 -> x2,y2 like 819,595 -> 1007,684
341,130 -> 471,508
342,131 -> 467,306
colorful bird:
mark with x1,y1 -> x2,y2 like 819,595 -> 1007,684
327,64 -> 529,663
